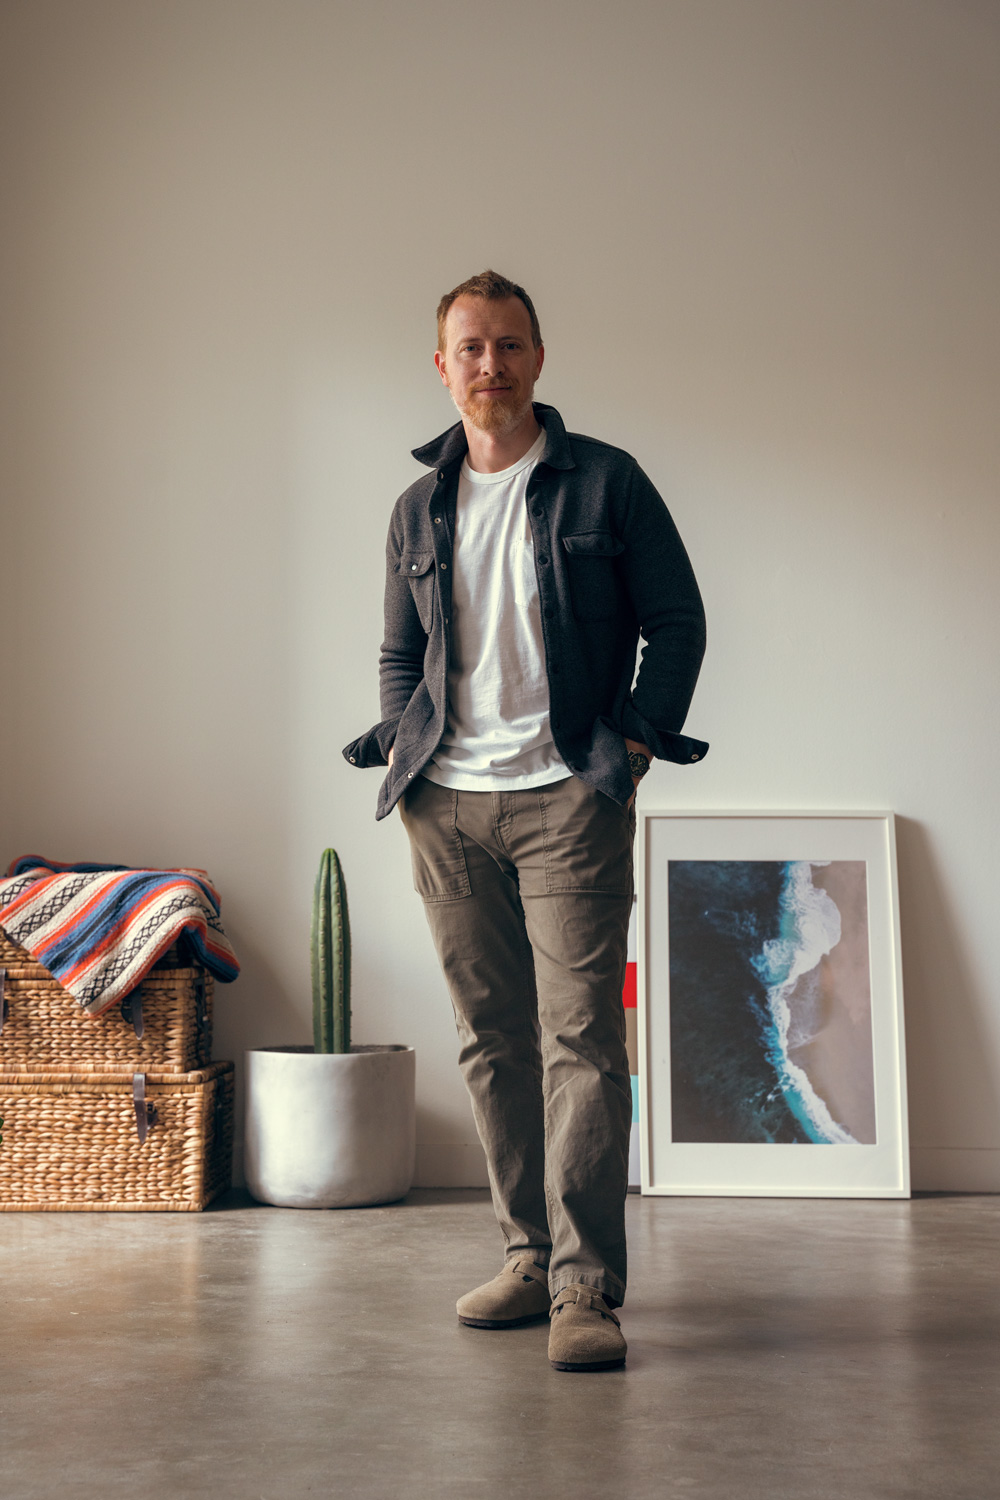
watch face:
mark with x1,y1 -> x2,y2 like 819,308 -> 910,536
628,752 -> 650,777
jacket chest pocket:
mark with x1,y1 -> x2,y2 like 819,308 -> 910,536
561,532 -> 625,620
401,552 -> 436,632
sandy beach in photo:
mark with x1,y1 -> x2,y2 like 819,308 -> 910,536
786,861 -> 876,1143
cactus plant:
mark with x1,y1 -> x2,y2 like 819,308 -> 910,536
311,848 -> 351,1054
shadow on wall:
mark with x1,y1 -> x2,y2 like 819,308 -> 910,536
896,815 -> 1000,1184
214,915 -> 306,1051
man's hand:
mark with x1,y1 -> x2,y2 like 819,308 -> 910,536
387,745 -> 394,768
624,738 -> 652,804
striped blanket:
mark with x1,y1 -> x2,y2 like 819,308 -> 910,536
0,855 -> 240,1017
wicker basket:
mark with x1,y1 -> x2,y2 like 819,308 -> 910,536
0,1061 -> 234,1211
0,932 -> 213,1074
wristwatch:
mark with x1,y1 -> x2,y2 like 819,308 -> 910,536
627,750 -> 651,780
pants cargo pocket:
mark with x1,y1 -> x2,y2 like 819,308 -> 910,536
538,776 -> 634,895
399,778 -> 472,901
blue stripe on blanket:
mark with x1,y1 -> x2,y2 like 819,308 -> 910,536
37,871 -> 220,975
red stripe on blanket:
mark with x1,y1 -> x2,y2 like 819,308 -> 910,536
83,919 -> 210,1016
0,872 -> 63,920
0,869 -> 130,926
57,882 -> 195,987
32,872 -> 136,956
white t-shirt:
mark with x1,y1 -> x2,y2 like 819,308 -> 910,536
423,430 -> 572,792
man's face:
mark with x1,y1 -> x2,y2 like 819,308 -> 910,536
435,295 -> 544,437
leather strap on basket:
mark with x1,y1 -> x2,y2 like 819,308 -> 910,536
0,967 -> 6,1035
195,973 -> 208,1035
131,985 -> 144,1040
133,1072 -> 157,1144
120,986 -> 144,1040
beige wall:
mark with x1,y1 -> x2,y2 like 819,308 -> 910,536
1,0 -> 997,1190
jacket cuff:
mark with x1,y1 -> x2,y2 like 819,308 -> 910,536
342,718 -> 400,769
620,700 -> 710,767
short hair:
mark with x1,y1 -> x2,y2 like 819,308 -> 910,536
436,269 -> 542,353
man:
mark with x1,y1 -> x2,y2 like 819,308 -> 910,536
344,270 -> 707,1372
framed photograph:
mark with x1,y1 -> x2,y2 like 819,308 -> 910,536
637,811 -> 909,1198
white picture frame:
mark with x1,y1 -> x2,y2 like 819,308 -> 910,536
637,811 -> 909,1198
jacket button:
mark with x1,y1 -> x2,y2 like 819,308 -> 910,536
533,506 -> 543,517
349,756 -> 356,764
543,607 -> 554,619
434,516 -> 442,523
437,470 -> 445,481
407,771 -> 414,778
538,554 -> 549,566
411,563 -> 419,570
691,753 -> 699,761
440,561 -> 448,569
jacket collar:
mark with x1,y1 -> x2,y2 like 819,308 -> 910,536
411,402 -> 575,473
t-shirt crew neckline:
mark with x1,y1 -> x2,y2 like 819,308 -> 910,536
460,428 -> 546,486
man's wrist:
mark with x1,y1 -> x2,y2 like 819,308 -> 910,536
624,738 -> 652,781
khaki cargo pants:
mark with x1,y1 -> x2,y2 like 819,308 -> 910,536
399,773 -> 635,1306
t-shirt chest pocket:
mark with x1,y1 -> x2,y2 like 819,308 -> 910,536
401,552 -> 435,632
561,531 -> 625,619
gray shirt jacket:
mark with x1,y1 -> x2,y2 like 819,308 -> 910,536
343,403 -> 709,821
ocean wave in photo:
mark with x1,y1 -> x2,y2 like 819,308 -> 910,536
668,860 -> 870,1145
750,862 -> 859,1145
668,861 -> 808,1143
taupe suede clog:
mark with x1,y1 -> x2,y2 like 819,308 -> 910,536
547,1283 -> 627,1371
456,1257 -> 552,1328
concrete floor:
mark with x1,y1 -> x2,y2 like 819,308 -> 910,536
2,1190 -> 998,1500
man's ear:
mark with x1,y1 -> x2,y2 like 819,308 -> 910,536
434,350 -> 449,386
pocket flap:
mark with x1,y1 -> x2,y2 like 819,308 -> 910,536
400,552 -> 435,577
561,532 -> 624,557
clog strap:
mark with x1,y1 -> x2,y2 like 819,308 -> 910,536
507,1257 -> 550,1287
549,1284 -> 621,1326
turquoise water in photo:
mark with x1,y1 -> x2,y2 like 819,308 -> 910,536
668,860 -> 854,1145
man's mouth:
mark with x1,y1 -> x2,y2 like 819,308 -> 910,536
474,385 -> 512,395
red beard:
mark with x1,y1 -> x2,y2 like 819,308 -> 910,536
462,376 -> 532,435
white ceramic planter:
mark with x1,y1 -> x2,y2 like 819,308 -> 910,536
244,1044 -> 416,1209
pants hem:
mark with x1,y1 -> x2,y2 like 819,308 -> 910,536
548,1272 -> 626,1307
504,1250 -> 551,1271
